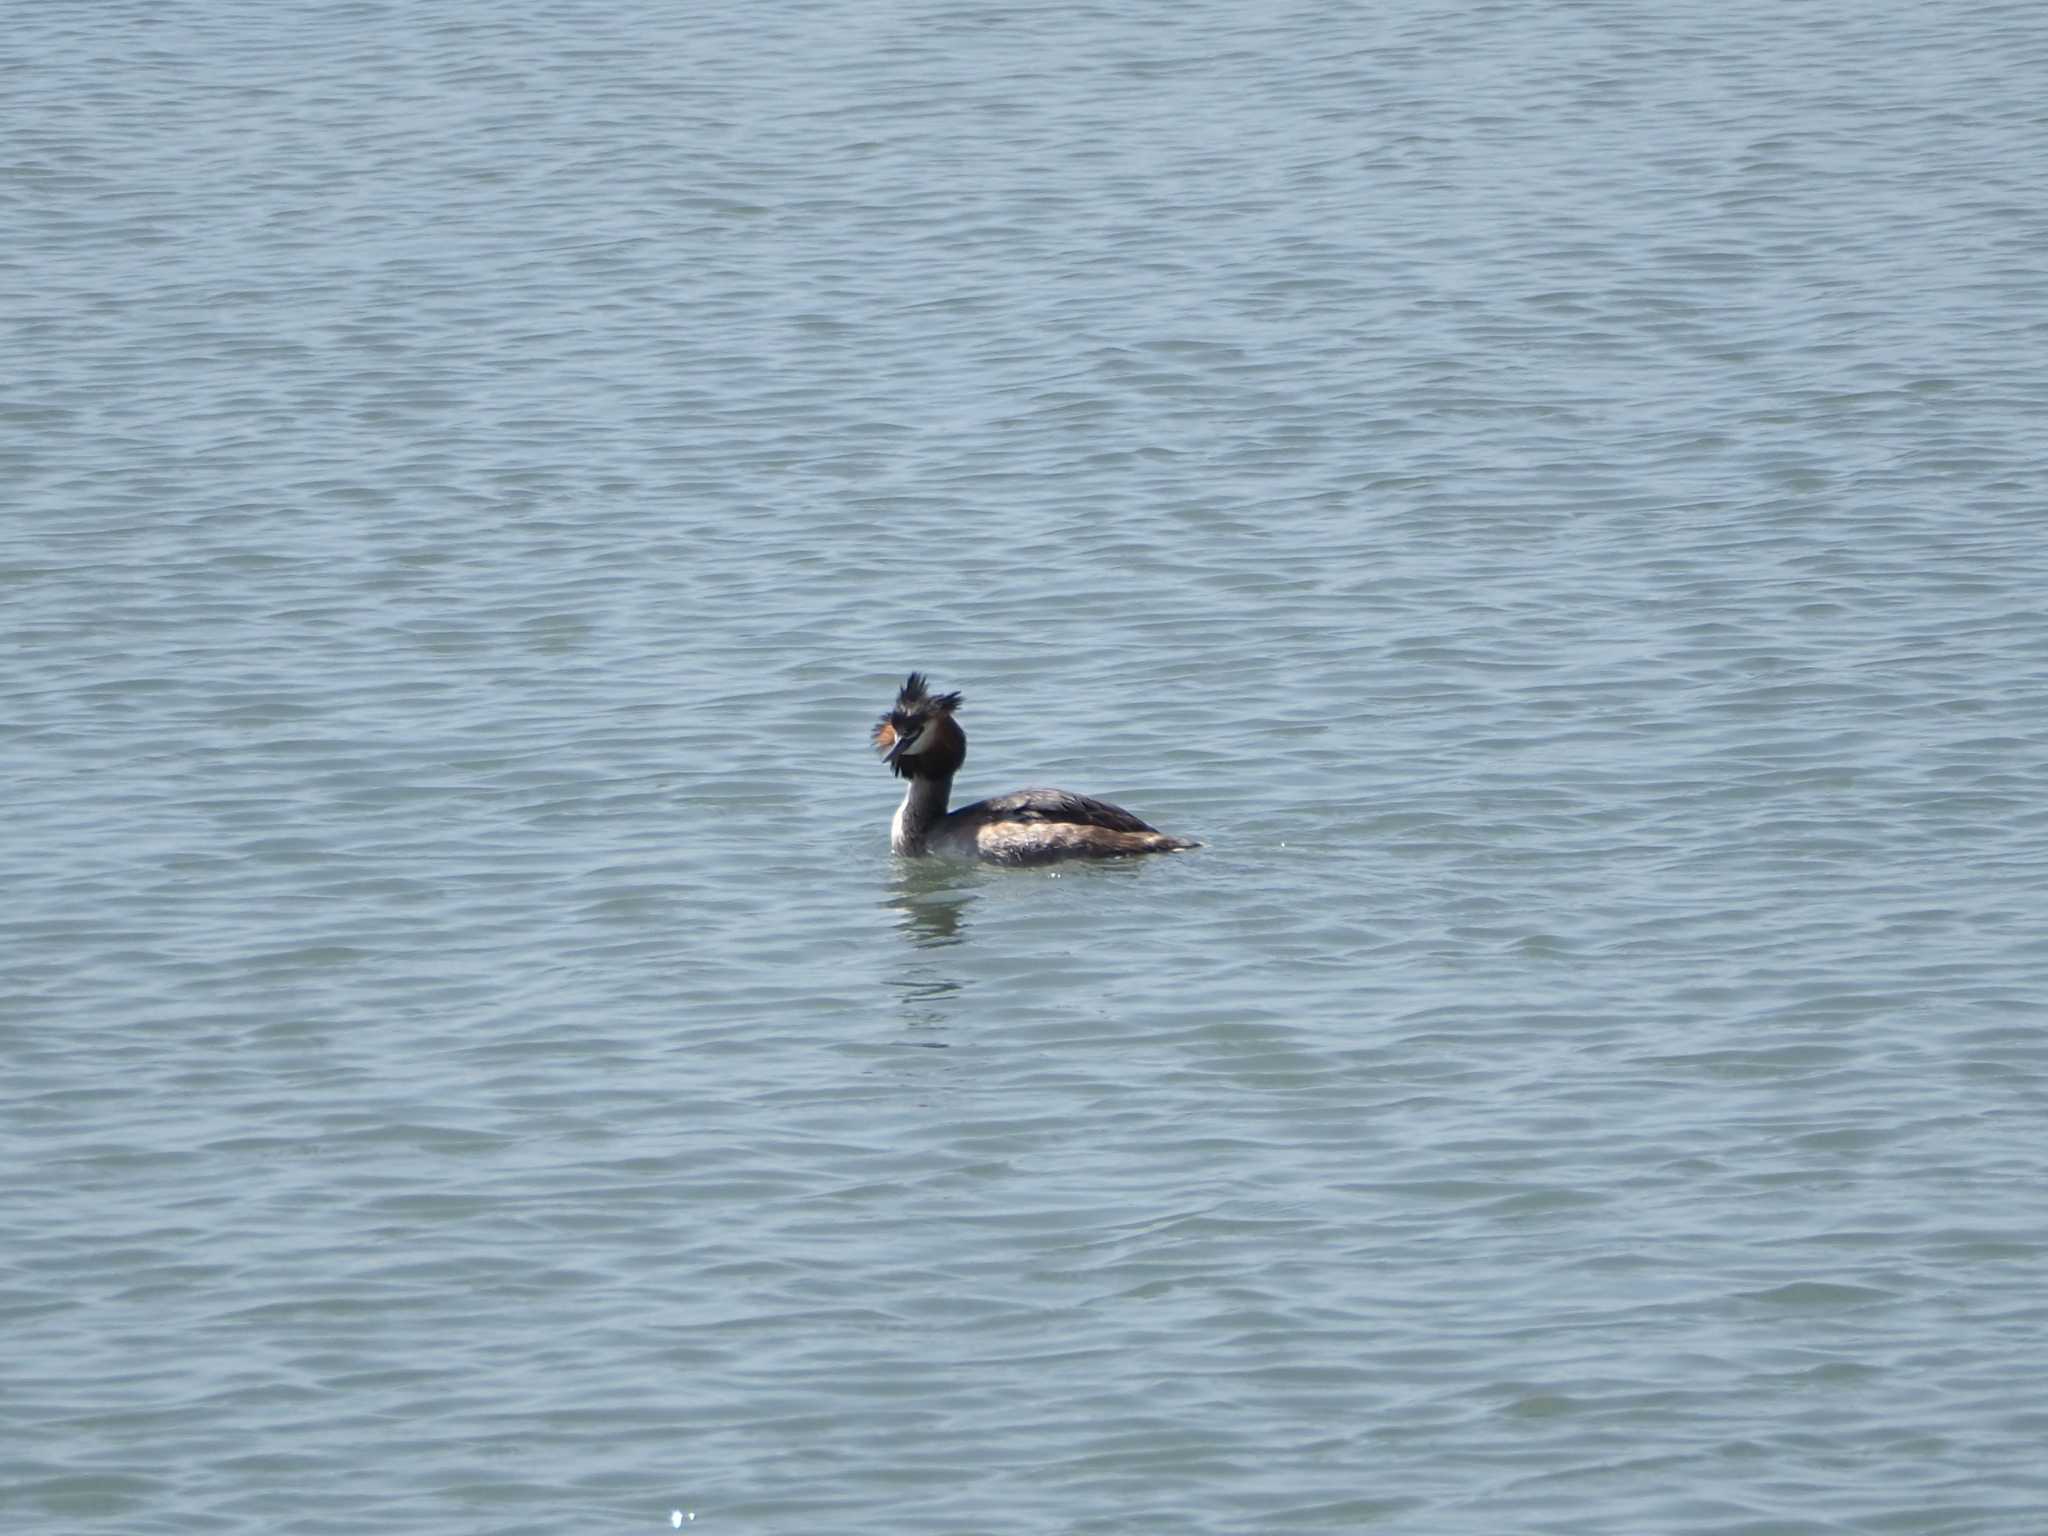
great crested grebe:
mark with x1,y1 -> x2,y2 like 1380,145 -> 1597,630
871,672 -> 1199,865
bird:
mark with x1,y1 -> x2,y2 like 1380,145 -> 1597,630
872,672 -> 1200,865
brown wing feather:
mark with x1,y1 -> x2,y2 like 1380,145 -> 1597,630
974,821 -> 1196,865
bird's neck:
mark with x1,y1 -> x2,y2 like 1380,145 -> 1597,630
892,772 -> 954,854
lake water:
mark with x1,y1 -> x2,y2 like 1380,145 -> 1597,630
5,2 -> 2047,1532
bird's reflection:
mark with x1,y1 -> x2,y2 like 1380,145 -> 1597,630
882,862 -> 978,949
881,863 -> 979,1036
889,973 -> 964,1042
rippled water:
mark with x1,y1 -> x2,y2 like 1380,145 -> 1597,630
7,1 -> 2048,1532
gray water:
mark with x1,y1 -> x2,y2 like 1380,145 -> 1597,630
6,1 -> 2048,1532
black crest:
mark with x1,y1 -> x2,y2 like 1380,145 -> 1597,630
895,672 -> 961,715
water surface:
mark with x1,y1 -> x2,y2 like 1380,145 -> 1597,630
5,1 -> 2047,1532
